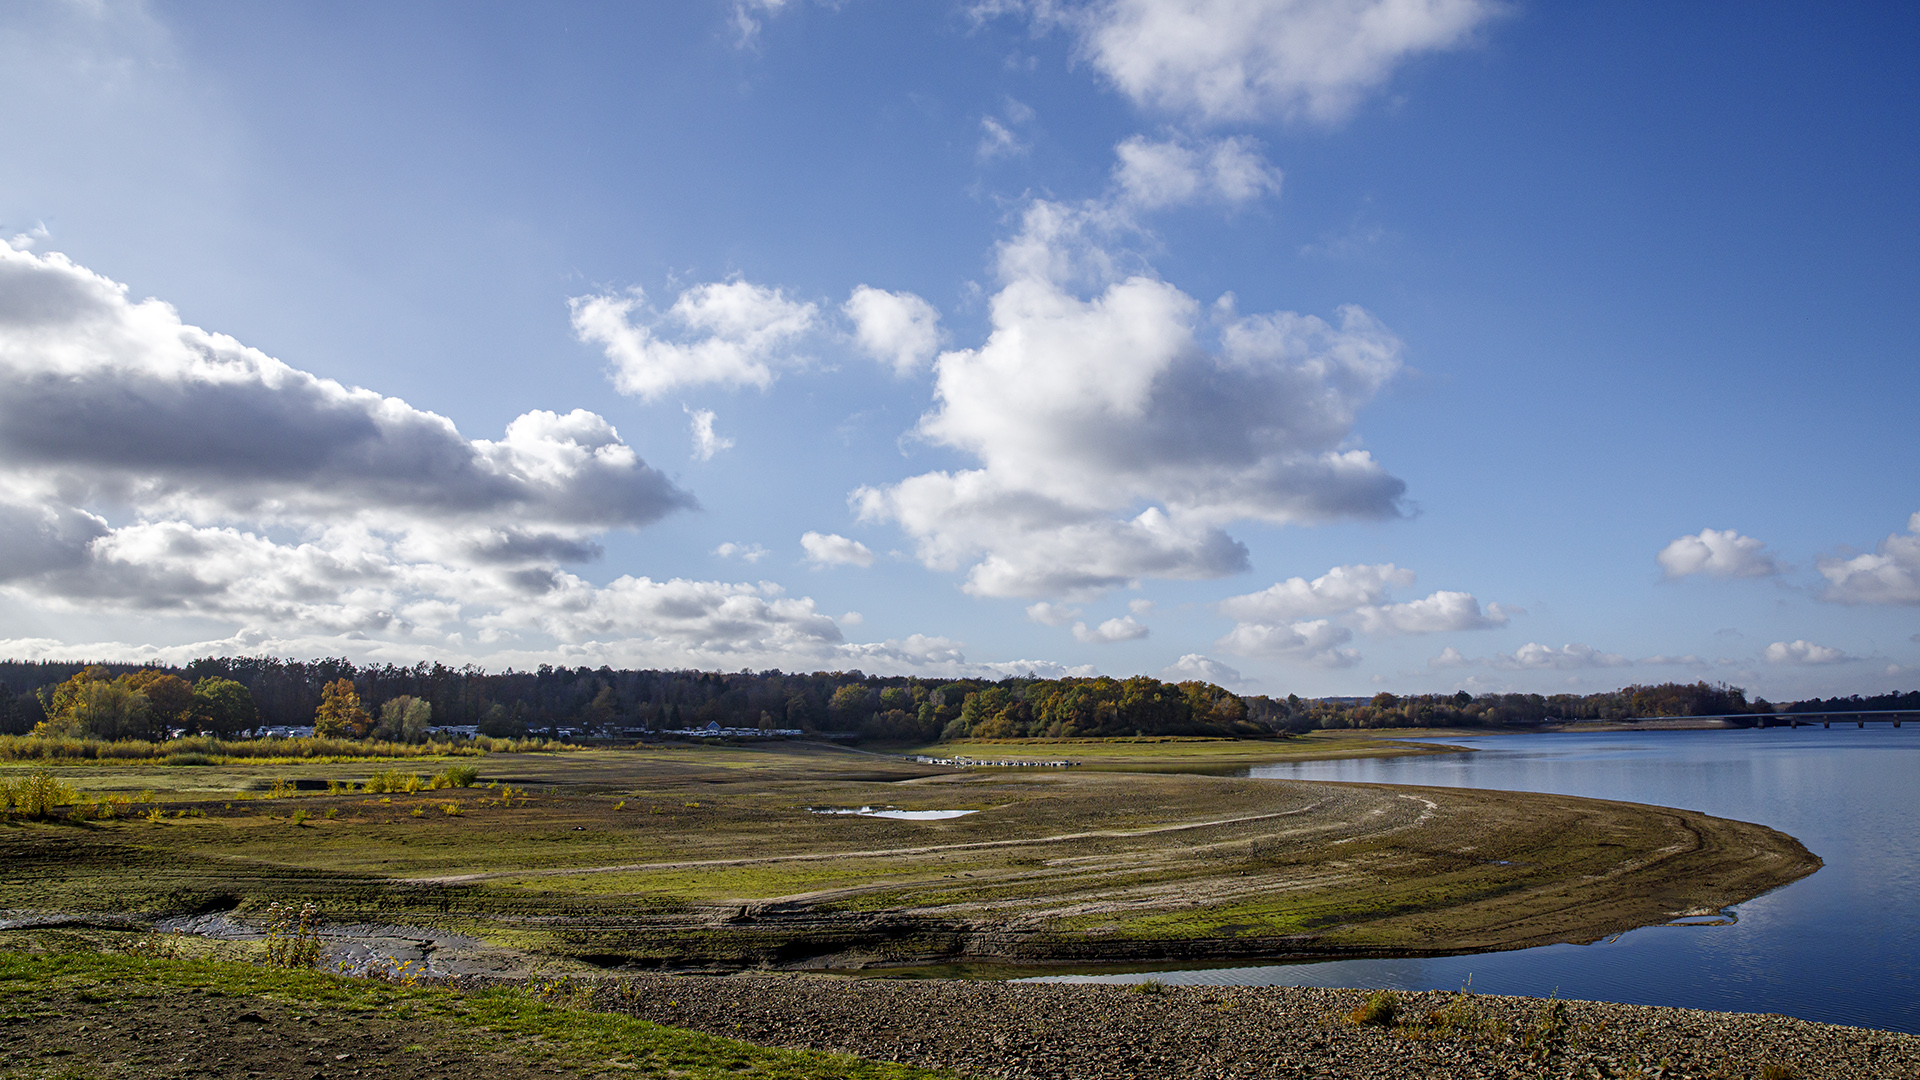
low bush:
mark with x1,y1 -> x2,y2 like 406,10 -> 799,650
1350,989 -> 1398,1027
363,768 -> 423,794
0,733 -> 568,763
261,901 -> 323,969
2,768 -> 80,818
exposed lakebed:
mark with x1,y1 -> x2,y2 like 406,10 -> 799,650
1027,726 -> 1920,1034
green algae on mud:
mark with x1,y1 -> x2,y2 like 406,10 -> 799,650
0,740 -> 1819,973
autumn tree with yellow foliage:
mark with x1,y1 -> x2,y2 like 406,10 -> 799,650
312,679 -> 372,739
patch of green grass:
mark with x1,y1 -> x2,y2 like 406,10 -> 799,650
0,950 -> 963,1080
1349,989 -> 1398,1027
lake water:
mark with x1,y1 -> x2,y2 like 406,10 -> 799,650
809,806 -> 978,820
1023,727 -> 1920,1033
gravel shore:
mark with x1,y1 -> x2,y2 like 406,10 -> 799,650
592,973 -> 1917,1080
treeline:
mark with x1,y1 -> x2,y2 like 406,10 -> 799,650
1241,681 -> 1762,732
0,658 -> 1905,743
1782,690 -> 1920,714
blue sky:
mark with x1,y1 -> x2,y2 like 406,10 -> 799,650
2,0 -> 1916,699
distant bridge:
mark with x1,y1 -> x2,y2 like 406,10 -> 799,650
1603,711 -> 1918,729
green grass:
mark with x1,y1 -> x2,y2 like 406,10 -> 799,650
0,949 -> 964,1080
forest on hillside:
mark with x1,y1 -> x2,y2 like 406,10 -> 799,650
1,655 -> 1887,744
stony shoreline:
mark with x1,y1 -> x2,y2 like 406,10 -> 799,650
585,972 -> 1917,1080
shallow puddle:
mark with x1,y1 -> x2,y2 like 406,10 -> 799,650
809,806 -> 977,820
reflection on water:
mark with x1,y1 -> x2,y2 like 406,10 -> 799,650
809,806 -> 977,820
1022,727 -> 1920,1033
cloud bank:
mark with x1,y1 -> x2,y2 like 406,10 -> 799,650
0,247 -> 1057,678
1215,562 -> 1507,665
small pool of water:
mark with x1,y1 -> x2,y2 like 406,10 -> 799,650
809,806 -> 978,820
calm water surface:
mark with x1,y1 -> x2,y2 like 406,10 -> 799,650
1024,727 -> 1920,1033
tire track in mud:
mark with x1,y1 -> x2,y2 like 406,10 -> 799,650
410,797 -> 1358,885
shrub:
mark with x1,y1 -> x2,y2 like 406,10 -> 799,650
164,752 -> 212,766
1129,980 -> 1165,995
441,801 -> 462,816
289,809 -> 310,826
441,764 -> 480,787
0,733 -> 512,762
4,768 -> 80,818
363,768 -> 424,794
261,901 -> 323,968
1350,989 -> 1398,1027
1519,995 -> 1572,1061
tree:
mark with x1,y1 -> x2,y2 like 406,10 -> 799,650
313,679 -> 372,739
0,684 -> 43,736
829,684 -> 873,727
375,695 -> 432,742
191,677 -> 258,736
36,670 -> 154,741
123,671 -> 195,733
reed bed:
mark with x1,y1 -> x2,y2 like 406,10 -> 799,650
0,733 -> 568,763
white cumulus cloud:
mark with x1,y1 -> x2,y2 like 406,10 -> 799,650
1219,562 -> 1413,620
1818,512 -> 1920,605
1762,640 -> 1852,666
731,0 -> 791,44
1657,528 -> 1782,580
571,280 -> 818,401
1215,562 -> 1506,667
801,531 -> 876,568
1025,600 -> 1081,626
1489,643 -> 1632,671
685,407 -> 735,460
713,541 -> 770,563
0,247 -> 693,633
1349,590 -> 1509,635
855,198 -> 1405,599
0,247 -> 1022,674
995,0 -> 1498,125
1160,652 -> 1244,684
1215,617 -> 1357,667
843,286 -> 943,375
1113,134 -> 1282,209
1073,614 -> 1151,643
